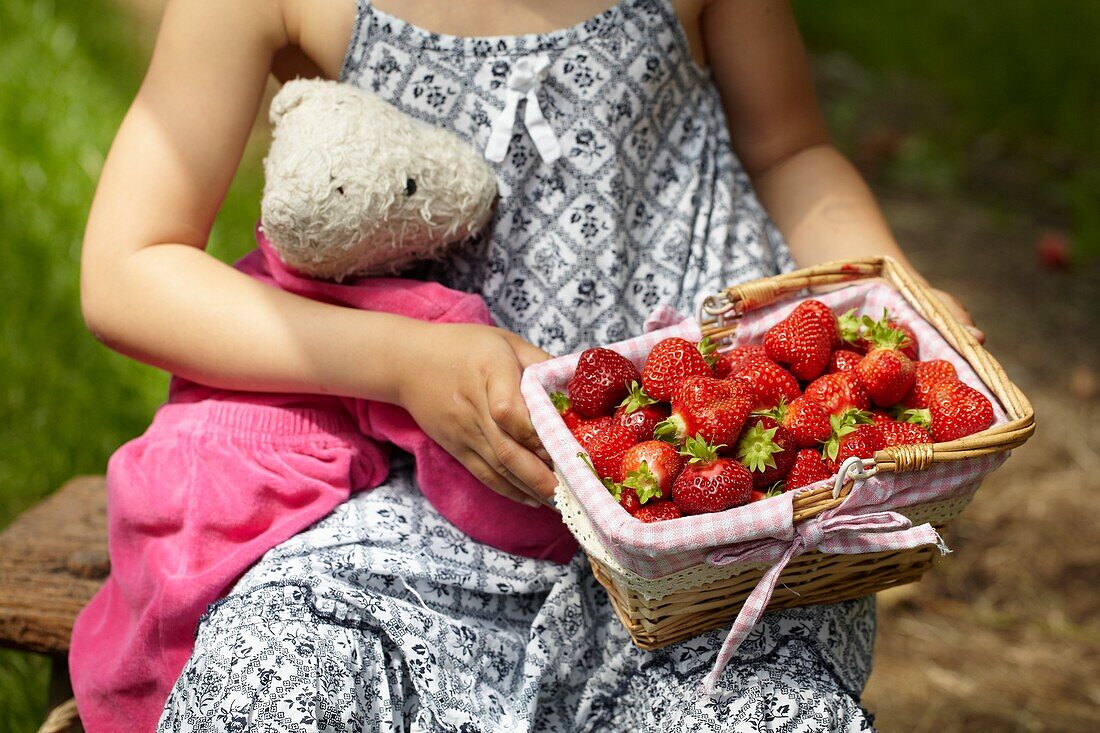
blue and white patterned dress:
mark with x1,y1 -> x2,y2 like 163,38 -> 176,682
158,1 -> 877,730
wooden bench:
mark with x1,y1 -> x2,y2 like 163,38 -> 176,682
0,476 -> 108,733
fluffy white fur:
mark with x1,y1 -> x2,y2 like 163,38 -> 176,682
261,79 -> 498,279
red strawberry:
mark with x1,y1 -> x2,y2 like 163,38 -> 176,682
634,501 -> 683,522
570,415 -> 615,445
870,410 -> 897,424
750,486 -> 785,502
785,449 -> 833,491
550,391 -> 583,430
672,436 -> 754,515
619,441 -> 685,504
827,350 -> 864,374
763,396 -> 831,448
735,415 -> 798,489
567,347 -> 641,418
802,372 -> 871,415
730,358 -> 801,410
927,381 -> 994,442
577,421 -> 636,483
614,382 -> 669,442
713,344 -> 767,378
826,424 -> 885,470
653,376 -> 753,447
764,300 -> 838,381
641,337 -> 715,401
879,420 -> 932,447
822,409 -> 874,465
901,359 -> 959,409
854,317 -> 916,406
617,486 -> 642,515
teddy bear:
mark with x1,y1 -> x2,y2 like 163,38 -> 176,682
260,77 -> 498,279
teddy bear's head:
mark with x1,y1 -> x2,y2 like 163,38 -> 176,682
260,79 -> 498,279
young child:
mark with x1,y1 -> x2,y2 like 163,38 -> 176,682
75,1 -> 980,731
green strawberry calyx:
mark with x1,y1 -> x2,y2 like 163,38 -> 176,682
697,336 -> 719,367
837,309 -> 866,346
823,409 -> 873,461
618,381 -> 656,413
550,391 -> 572,413
622,460 -> 662,504
898,408 -> 932,428
753,397 -> 789,424
736,424 -> 782,473
653,414 -> 686,444
764,483 -> 784,498
861,309 -> 910,351
678,434 -> 723,464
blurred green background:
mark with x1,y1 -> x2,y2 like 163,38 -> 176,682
1,1 -> 1097,731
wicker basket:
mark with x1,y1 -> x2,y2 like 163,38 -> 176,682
562,256 -> 1035,651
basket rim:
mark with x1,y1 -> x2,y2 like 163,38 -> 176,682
697,255 -> 1035,522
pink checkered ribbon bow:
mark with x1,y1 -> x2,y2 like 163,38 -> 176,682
700,505 -> 948,692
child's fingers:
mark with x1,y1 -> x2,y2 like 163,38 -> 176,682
474,414 -> 557,503
456,447 -> 544,508
486,365 -> 552,462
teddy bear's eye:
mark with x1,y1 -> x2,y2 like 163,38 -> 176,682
404,178 -> 417,196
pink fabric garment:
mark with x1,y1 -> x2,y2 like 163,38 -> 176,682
70,227 -> 575,733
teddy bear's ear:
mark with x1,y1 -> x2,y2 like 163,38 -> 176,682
269,78 -> 319,126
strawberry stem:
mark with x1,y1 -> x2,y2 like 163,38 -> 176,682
736,424 -> 782,473
697,336 -> 718,367
622,461 -> 662,504
678,434 -> 721,464
618,381 -> 656,413
550,391 -> 571,413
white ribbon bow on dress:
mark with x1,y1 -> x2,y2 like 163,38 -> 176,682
484,54 -> 562,164
699,479 -> 950,693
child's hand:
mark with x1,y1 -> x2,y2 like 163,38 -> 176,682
395,322 -> 557,508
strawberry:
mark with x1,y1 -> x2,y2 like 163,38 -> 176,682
569,415 -> 615,445
713,344 -> 767,379
634,501 -> 683,522
567,348 -> 642,418
566,347 -> 641,418
802,372 -> 871,415
730,357 -> 801,410
870,410 -> 897,424
762,396 -> 831,448
641,337 -> 715,402
750,486 -> 785,502
826,424 -> 885,470
927,381 -> 994,442
764,300 -> 838,381
550,391 -> 583,430
735,415 -> 798,488
854,317 -> 916,406
822,409 -> 874,464
785,449 -> 833,491
619,440 -> 685,504
901,359 -> 959,409
839,309 -> 918,360
827,349 -> 863,374
616,485 -> 642,515
577,421 -> 636,484
653,376 -> 753,447
614,382 -> 669,442
879,420 -> 932,447
672,436 -> 754,515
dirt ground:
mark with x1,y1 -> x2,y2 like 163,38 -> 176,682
859,190 -> 1100,731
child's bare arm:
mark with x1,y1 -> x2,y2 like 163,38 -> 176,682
80,0 -> 556,505
702,0 -> 981,334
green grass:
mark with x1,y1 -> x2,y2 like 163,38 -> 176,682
0,1 -> 262,729
793,0 -> 1100,257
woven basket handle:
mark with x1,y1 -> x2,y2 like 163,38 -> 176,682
698,256 -> 1035,479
